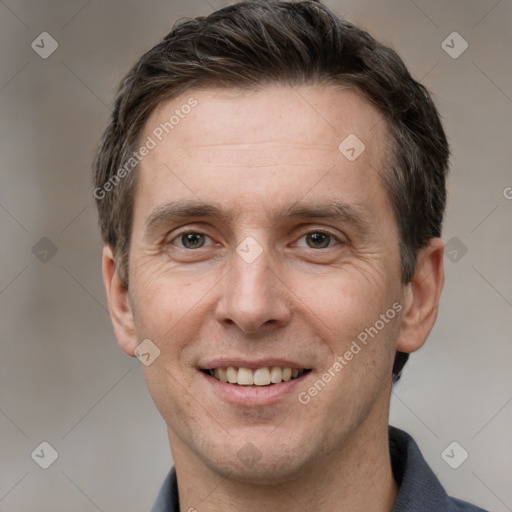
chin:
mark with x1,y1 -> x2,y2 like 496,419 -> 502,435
199,435 -> 314,485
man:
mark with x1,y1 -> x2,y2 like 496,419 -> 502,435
93,1 -> 488,510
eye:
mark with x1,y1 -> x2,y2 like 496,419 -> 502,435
171,232 -> 213,249
295,231 -> 339,249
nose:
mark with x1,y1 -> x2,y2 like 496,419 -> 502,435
215,246 -> 292,334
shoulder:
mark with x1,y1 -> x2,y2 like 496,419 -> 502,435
150,467 -> 180,512
389,426 -> 489,512
448,497 -> 489,511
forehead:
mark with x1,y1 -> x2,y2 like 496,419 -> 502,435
135,85 -> 392,221
145,84 -> 387,151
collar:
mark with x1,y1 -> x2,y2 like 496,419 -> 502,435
388,426 -> 486,511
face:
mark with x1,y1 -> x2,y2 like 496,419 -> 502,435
104,85 -> 438,483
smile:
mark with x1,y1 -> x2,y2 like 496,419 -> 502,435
203,366 -> 311,386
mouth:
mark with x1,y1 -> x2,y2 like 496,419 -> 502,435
201,366 -> 311,386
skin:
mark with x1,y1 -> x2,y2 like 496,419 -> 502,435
102,85 -> 444,512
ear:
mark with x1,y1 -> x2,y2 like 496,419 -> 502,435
102,245 -> 138,357
396,238 -> 445,353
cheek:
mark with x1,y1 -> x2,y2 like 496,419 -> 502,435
128,276 -> 202,381
130,257 -> 205,327
142,362 -> 203,440
293,265 -> 390,333
290,264 -> 401,387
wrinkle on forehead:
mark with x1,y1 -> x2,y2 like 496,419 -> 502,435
135,84 -> 393,230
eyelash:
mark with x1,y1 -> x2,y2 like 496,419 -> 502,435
167,229 -> 342,250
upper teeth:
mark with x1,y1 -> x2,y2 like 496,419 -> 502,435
208,366 -> 304,386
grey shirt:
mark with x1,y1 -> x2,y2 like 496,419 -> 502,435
151,426 -> 488,511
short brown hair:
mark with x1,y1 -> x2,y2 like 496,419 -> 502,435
93,0 -> 449,381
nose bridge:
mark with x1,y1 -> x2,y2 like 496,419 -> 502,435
216,239 -> 291,333
233,247 -> 275,301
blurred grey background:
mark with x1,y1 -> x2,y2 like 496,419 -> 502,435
1,1 -> 511,511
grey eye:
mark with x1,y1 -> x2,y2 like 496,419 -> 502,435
175,232 -> 211,249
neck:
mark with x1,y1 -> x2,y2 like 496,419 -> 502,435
169,410 -> 398,512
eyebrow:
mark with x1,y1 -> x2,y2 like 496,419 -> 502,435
274,201 -> 370,231
143,199 -> 371,235
144,201 -> 232,234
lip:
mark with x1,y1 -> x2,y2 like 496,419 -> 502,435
199,358 -> 309,370
200,368 -> 312,407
